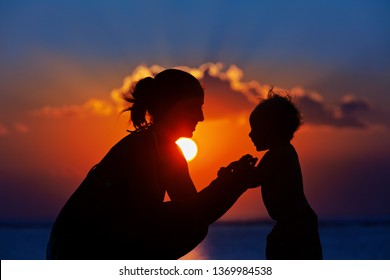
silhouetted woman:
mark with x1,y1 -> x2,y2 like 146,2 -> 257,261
47,69 -> 257,260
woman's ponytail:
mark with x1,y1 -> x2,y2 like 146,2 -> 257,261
123,77 -> 155,130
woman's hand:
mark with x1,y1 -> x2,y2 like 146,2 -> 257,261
218,154 -> 259,190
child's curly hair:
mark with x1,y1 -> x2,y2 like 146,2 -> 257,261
251,88 -> 303,141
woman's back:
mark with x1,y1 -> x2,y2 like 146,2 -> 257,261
48,127 -> 210,259
48,129 -> 165,258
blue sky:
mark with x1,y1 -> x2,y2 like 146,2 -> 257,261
1,0 -> 389,110
2,1 -> 389,70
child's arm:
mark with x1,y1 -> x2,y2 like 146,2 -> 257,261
252,151 -> 274,188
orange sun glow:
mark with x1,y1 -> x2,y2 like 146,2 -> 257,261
176,138 -> 198,162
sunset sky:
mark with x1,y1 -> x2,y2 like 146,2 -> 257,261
1,0 -> 390,221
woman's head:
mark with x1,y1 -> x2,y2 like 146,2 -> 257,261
123,69 -> 204,138
249,90 -> 302,151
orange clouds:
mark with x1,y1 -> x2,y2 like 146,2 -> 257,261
32,99 -> 114,118
29,62 -> 377,130
29,62 -> 268,122
0,123 -> 8,136
111,63 -> 379,129
0,122 -> 30,136
108,62 -> 271,113
14,123 -> 30,133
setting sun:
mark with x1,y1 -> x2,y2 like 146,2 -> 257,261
176,138 -> 198,162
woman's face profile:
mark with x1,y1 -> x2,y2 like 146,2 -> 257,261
152,72 -> 205,140
168,94 -> 204,139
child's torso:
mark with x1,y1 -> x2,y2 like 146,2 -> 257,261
260,144 -> 314,222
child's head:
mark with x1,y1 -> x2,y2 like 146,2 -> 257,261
249,90 -> 302,151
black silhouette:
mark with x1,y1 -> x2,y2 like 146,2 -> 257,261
47,69 -> 257,260
248,91 -> 323,260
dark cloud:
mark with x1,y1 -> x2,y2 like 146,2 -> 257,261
292,89 -> 373,128
340,96 -> 370,115
200,70 -> 254,119
295,94 -> 336,126
195,64 -> 378,129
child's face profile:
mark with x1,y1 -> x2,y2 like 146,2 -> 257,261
249,112 -> 272,151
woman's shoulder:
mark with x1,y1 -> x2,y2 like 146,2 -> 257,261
119,128 -> 154,147
102,128 -> 155,161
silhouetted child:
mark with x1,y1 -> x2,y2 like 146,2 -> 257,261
249,91 -> 323,260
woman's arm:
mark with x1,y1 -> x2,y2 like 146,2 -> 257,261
163,149 -> 258,225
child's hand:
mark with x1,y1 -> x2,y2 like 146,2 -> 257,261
218,154 -> 257,174
235,154 -> 260,189
217,154 -> 259,189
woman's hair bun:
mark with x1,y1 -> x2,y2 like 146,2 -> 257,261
131,76 -> 155,107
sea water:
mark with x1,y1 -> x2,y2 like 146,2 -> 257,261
1,220 -> 390,260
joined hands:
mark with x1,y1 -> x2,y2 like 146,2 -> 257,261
218,154 -> 260,190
